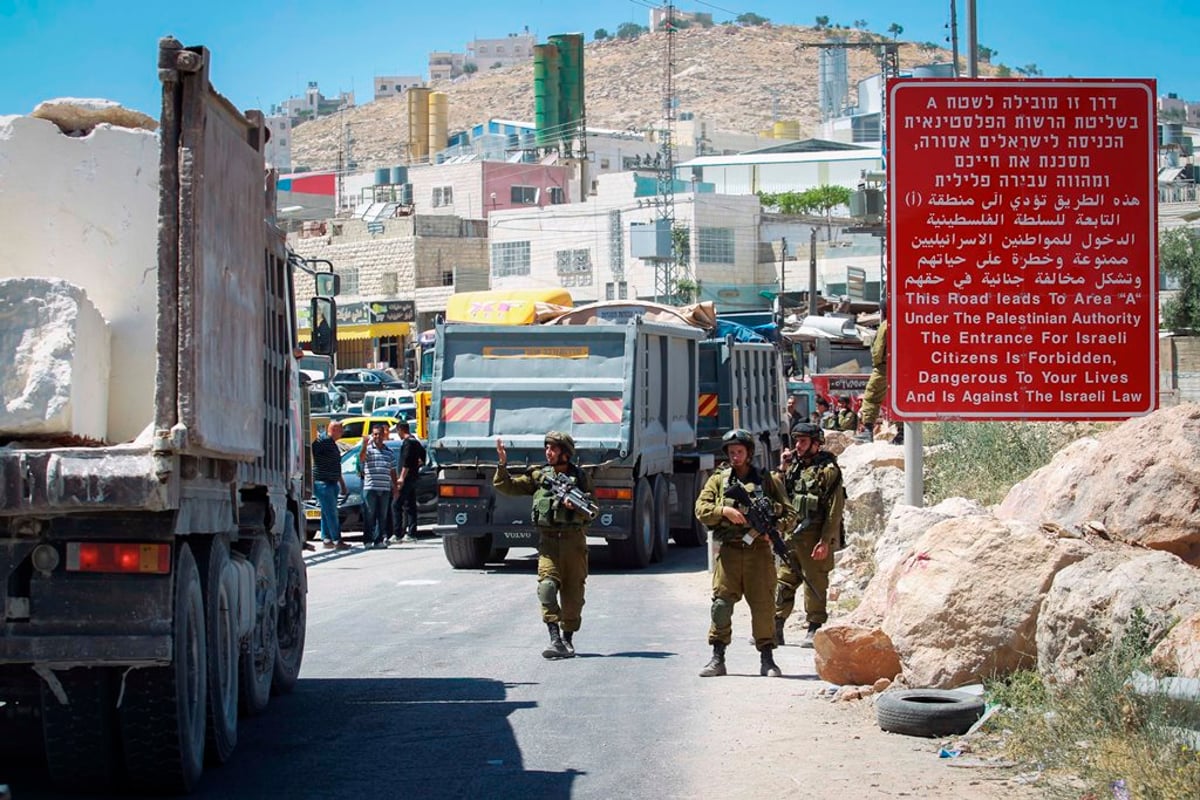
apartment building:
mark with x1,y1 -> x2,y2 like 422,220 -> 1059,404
428,30 -> 535,80
374,75 -> 425,101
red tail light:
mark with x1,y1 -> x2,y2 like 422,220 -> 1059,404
66,543 -> 171,574
595,487 -> 633,501
439,484 -> 482,498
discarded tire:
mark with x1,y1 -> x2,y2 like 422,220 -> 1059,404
875,689 -> 985,738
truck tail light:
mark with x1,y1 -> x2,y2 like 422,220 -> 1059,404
66,543 -> 171,575
439,484 -> 481,498
595,487 -> 633,501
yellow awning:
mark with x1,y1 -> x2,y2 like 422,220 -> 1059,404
298,322 -> 410,341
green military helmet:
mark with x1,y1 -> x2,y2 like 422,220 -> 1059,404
544,430 -> 576,460
791,421 -> 824,444
721,428 -> 756,457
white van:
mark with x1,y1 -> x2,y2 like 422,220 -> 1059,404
362,388 -> 416,416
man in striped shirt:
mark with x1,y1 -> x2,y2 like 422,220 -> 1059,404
359,421 -> 399,549
312,421 -> 350,550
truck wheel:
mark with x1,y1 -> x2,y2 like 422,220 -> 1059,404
650,476 -> 670,563
199,534 -> 238,764
444,533 -> 490,569
40,667 -> 120,791
671,471 -> 709,547
612,478 -> 653,569
120,541 -> 206,794
240,536 -> 276,715
272,519 -> 307,696
486,546 -> 509,563
875,689 -> 986,737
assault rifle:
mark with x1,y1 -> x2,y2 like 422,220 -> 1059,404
540,470 -> 599,521
723,479 -> 810,589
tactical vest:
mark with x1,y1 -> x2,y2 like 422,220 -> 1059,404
709,465 -> 769,543
785,450 -> 841,534
531,463 -> 589,529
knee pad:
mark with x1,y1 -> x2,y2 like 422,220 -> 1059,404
711,597 -> 735,628
537,578 -> 561,610
775,583 -> 789,606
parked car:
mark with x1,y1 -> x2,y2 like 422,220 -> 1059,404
362,388 -> 416,415
304,440 -> 438,538
331,369 -> 406,402
308,381 -> 347,414
334,415 -> 407,449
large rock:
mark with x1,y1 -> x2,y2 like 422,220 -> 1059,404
0,278 -> 110,440
879,515 -> 1092,688
1038,549 -> 1200,682
837,441 -> 906,539
30,98 -> 157,134
997,405 -> 1200,564
813,623 -> 902,686
1151,611 -> 1200,679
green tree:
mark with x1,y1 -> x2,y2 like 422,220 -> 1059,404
995,63 -> 1012,78
594,28 -> 609,41
814,15 -> 830,30
887,22 -> 904,40
918,41 -> 940,53
736,12 -> 769,26
463,62 -> 478,74
1015,63 -> 1043,77
1161,227 -> 1200,332
853,19 -> 869,30
616,22 -> 648,40
977,44 -> 997,63
759,185 -> 852,236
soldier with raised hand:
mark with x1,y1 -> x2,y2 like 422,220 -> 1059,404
775,422 -> 845,648
694,429 -> 793,678
494,431 -> 594,660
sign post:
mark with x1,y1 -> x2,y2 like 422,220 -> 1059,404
887,79 -> 1158,421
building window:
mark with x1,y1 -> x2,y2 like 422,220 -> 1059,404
278,138 -> 287,147
605,281 -> 628,300
511,185 -> 538,205
491,241 -> 531,276
556,249 -> 593,287
432,186 -> 453,207
549,186 -> 566,205
600,158 -> 611,170
698,227 -> 735,264
380,84 -> 389,91
337,266 -> 360,295
442,270 -> 454,286
478,45 -> 488,54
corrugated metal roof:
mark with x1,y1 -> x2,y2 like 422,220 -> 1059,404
678,148 -> 883,168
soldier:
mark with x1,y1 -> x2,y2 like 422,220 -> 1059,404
815,397 -> 837,430
775,422 -> 845,647
835,396 -> 859,432
494,431 -> 594,660
694,429 -> 793,678
857,302 -> 899,443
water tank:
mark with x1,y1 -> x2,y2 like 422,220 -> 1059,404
390,165 -> 408,185
533,43 -> 562,146
428,92 -> 449,153
849,189 -> 883,223
549,34 -> 585,134
374,167 -> 391,185
399,184 -> 413,205
911,63 -> 956,78
1161,122 -> 1185,146
407,87 -> 432,163
773,120 -> 801,140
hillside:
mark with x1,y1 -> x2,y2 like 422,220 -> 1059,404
290,24 -> 974,171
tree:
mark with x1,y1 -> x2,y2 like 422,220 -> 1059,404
1015,63 -> 1043,77
463,62 -> 478,74
759,185 -> 852,237
616,22 -> 648,40
977,44 -> 997,63
1161,227 -> 1200,332
853,19 -> 869,30
814,15 -> 830,30
887,22 -> 904,40
995,64 -> 1012,78
918,41 -> 940,53
736,12 -> 769,26
594,28 -> 609,41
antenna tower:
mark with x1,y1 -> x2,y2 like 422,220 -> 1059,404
653,3 -> 686,303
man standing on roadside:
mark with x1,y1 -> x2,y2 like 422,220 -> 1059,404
359,421 -> 398,549
312,421 -> 350,550
389,420 -> 426,544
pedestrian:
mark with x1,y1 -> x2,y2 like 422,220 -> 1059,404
694,428 -> 794,678
815,397 -> 836,431
358,421 -> 398,549
785,395 -> 804,432
389,420 -> 426,544
835,396 -> 858,432
857,302 -> 899,443
775,422 -> 845,648
311,421 -> 350,550
494,431 -> 594,660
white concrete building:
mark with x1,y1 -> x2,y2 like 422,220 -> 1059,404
678,146 -> 883,196
264,114 -> 292,171
373,76 -> 425,100
467,32 -> 535,70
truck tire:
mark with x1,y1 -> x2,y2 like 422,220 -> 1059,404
671,470 -> 709,547
40,667 -> 120,791
240,535 -> 276,716
650,476 -> 670,563
875,689 -> 986,738
272,519 -> 307,696
444,533 -> 490,569
486,546 -> 510,563
199,534 -> 238,764
120,541 -> 206,794
612,478 -> 654,569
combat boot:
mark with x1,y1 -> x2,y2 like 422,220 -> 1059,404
698,643 -> 727,677
562,630 -> 575,657
543,623 -> 571,660
774,617 -> 786,646
760,647 -> 782,677
801,622 -> 822,648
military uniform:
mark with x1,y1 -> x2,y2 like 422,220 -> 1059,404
859,319 -> 888,430
776,450 -> 844,631
493,461 -> 593,638
695,465 -> 794,652
835,405 -> 859,432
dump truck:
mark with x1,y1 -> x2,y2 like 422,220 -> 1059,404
0,39 -> 328,793
430,301 -> 786,570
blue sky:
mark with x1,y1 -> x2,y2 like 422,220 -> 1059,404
2,0 -> 1198,116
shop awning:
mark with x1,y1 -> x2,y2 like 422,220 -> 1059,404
298,322 -> 410,342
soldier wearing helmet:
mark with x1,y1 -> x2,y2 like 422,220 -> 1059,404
494,430 -> 594,660
693,428 -> 794,678
774,420 -> 845,648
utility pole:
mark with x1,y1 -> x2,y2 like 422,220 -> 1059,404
653,2 -> 684,304
779,237 -> 787,299
807,227 -> 818,317
949,0 -> 960,78
965,0 -> 979,78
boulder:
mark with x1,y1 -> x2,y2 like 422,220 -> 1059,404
1151,611 -> 1200,679
879,515 -> 1092,688
813,622 -> 902,686
837,442 -> 906,539
1038,549 -> 1200,682
997,404 -> 1200,564
31,98 -> 157,134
